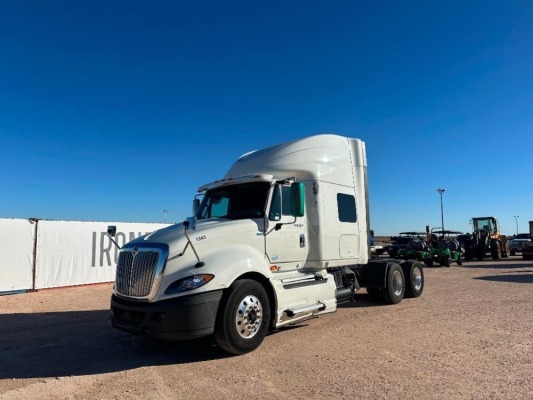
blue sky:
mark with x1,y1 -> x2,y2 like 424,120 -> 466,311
1,1 -> 532,235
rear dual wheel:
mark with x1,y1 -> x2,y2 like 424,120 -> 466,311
367,261 -> 424,304
404,261 -> 424,298
366,263 -> 405,304
382,263 -> 405,304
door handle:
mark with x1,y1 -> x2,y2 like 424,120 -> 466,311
300,234 -> 306,248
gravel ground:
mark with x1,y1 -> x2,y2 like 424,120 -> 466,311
1,257 -> 532,400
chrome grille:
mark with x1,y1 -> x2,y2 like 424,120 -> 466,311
115,250 -> 160,297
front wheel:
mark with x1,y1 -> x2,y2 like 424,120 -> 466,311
214,279 -> 271,355
491,241 -> 501,260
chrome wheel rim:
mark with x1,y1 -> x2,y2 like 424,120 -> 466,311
235,295 -> 263,339
392,270 -> 404,296
412,267 -> 423,291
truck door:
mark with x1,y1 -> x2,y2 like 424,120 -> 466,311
265,184 -> 308,271
322,185 -> 360,261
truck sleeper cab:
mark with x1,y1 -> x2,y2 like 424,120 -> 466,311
110,134 -> 424,354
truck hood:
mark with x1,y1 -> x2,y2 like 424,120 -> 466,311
125,218 -> 264,251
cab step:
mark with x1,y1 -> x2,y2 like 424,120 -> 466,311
281,273 -> 327,290
284,301 -> 326,317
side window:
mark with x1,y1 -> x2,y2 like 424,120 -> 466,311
268,186 -> 281,221
281,186 -> 292,216
337,193 -> 357,223
268,185 -> 293,220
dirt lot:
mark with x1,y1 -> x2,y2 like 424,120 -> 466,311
1,257 -> 532,400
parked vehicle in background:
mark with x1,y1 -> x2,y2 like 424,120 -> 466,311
464,217 -> 509,261
456,233 -> 471,250
397,236 -> 431,265
426,230 -> 465,267
108,134 -> 424,355
522,221 -> 533,260
509,233 -> 532,256
370,229 -> 385,256
388,232 -> 426,258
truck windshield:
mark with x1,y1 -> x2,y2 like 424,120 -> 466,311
196,182 -> 271,221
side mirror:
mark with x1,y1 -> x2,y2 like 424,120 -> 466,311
290,182 -> 305,218
193,199 -> 200,216
107,225 -> 117,237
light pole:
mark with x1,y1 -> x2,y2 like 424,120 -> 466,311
163,209 -> 168,223
514,215 -> 519,235
436,188 -> 446,231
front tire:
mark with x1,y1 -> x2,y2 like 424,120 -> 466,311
214,279 -> 271,355
491,241 -> 501,260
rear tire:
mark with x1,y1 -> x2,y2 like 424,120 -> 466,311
381,263 -> 405,304
404,261 -> 424,298
214,279 -> 271,355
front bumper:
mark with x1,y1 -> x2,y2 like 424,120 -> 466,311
111,290 -> 223,341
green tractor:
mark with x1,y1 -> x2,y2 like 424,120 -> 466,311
388,232 -> 426,258
396,232 -> 432,264
426,229 -> 465,267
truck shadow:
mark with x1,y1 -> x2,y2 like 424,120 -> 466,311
337,293 -> 387,308
461,261 -> 533,269
0,310 -> 229,380
474,271 -> 533,284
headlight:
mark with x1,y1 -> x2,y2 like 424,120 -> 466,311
164,274 -> 214,294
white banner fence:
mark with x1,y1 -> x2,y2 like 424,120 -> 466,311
0,218 -> 170,293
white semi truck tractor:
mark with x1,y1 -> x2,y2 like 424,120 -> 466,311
109,134 -> 424,354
